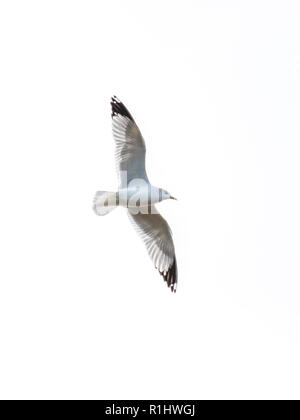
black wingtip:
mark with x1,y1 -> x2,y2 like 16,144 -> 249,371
111,96 -> 135,122
159,257 -> 178,293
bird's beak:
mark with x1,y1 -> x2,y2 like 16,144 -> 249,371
170,196 -> 177,200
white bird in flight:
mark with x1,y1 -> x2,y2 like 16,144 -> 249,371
93,96 -> 178,292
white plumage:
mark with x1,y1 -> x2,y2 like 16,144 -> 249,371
93,96 -> 177,292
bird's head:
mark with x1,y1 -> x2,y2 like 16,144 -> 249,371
159,189 -> 177,201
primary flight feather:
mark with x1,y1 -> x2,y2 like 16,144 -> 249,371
93,96 -> 178,292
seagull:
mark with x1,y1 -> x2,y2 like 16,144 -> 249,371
93,96 -> 178,292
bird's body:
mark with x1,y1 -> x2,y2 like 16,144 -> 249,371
93,97 -> 178,291
118,185 -> 164,208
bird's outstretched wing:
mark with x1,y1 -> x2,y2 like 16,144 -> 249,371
128,206 -> 177,292
111,96 -> 149,188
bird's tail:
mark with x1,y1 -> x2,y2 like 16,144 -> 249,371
93,191 -> 118,216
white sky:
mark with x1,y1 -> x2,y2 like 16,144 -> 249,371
1,0 -> 300,399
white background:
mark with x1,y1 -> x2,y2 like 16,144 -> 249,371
0,0 -> 300,400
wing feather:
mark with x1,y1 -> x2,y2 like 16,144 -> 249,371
128,207 -> 177,292
111,96 -> 149,188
